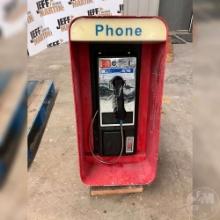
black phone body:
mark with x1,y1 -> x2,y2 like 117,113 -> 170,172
90,43 -> 141,156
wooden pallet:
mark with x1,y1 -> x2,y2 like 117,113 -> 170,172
90,185 -> 144,196
27,80 -> 57,167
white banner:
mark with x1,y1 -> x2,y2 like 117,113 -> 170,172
27,0 -> 124,56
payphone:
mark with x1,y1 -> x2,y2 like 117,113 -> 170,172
69,17 -> 168,186
90,43 -> 141,157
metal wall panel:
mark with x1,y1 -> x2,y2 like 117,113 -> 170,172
124,0 -> 160,16
123,0 -> 192,31
159,0 -> 192,31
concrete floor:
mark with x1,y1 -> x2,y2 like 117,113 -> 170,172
27,43 -> 192,220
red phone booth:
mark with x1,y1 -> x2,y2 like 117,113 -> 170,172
69,17 -> 168,186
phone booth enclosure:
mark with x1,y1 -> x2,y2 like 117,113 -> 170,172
69,17 -> 168,186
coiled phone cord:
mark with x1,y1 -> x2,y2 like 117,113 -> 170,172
89,111 -> 124,165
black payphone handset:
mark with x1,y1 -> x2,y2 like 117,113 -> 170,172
90,43 -> 141,161
89,75 -> 126,165
111,76 -> 126,122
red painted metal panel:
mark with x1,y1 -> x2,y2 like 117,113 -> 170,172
69,16 -> 168,186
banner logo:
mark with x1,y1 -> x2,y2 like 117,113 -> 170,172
56,16 -> 73,32
88,8 -> 111,16
30,26 -> 52,45
117,4 -> 124,14
47,39 -> 64,47
68,0 -> 93,8
36,0 -> 64,17
27,11 -> 34,24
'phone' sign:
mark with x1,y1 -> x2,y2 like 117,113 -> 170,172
70,17 -> 167,42
95,24 -> 142,37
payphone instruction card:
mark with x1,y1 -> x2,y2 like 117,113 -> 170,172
98,57 -> 137,127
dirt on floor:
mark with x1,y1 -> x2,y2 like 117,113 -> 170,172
27,43 -> 192,220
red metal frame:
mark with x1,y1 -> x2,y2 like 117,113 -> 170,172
69,16 -> 168,186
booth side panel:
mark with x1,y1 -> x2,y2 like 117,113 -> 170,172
69,42 -> 91,181
77,43 -> 93,154
137,44 -> 152,154
146,42 -> 167,181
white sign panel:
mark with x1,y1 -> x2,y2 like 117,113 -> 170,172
27,0 -> 124,56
